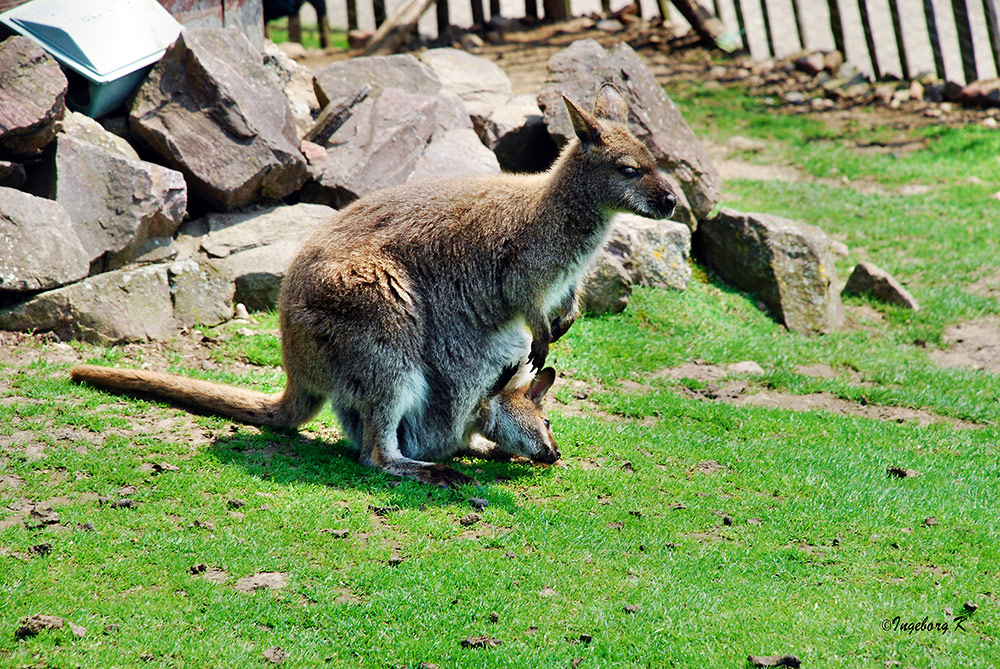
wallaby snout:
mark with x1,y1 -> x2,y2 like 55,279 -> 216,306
654,186 -> 677,220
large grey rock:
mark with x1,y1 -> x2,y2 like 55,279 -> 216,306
0,265 -> 177,344
168,260 -> 234,328
0,161 -> 26,189
0,187 -> 89,292
538,40 -> 721,221
580,252 -> 632,315
37,135 -> 187,273
698,208 -> 844,334
418,48 -> 513,121
0,37 -> 67,158
312,54 -> 441,108
262,40 -> 321,139
61,111 -> 139,160
130,27 -> 308,211
607,213 -> 692,291
843,261 -> 919,310
408,128 -> 500,181
303,88 -> 469,207
178,203 -> 335,311
476,94 -> 558,173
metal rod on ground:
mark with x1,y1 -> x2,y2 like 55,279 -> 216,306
887,0 -> 910,78
759,0 -> 775,58
922,0 -> 946,80
364,0 -> 435,54
826,0 -> 846,60
856,0 -> 882,78
668,0 -> 740,51
951,0 -> 978,83
731,0 -> 750,51
984,0 -> 1000,77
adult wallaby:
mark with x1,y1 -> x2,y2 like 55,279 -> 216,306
71,83 -> 676,486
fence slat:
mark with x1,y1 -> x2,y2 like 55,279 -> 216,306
887,0 -> 910,77
790,0 -> 807,50
759,0 -> 776,57
985,0 -> 1000,76
952,0 -> 979,82
731,0 -> 751,51
923,0 -> 947,79
826,0 -> 846,57
856,0 -> 882,78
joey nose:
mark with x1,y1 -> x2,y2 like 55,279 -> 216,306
659,191 -> 677,219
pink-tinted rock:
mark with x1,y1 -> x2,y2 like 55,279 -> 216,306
0,36 -> 67,158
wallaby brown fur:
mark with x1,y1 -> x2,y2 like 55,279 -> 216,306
70,84 -> 675,487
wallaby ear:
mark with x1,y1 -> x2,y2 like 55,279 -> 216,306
527,367 -> 556,405
593,83 -> 629,123
563,95 -> 601,147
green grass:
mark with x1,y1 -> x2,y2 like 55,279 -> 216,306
266,16 -> 349,51
2,81 -> 999,667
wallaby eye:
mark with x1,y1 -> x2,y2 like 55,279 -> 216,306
619,165 -> 640,178
543,419 -> 551,429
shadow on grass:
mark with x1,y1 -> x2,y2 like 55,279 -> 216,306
207,425 -> 552,513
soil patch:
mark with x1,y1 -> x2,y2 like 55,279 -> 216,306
929,318 -> 1000,374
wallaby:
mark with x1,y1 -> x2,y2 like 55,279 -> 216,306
70,83 -> 676,487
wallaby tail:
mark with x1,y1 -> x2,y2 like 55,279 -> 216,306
69,364 -> 325,428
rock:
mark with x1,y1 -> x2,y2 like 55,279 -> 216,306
0,36 -> 67,158
168,260 -> 234,328
0,161 -> 26,188
538,40 -> 721,219
0,187 -> 90,292
15,614 -> 65,639
794,51 -> 826,75
607,213 -> 691,290
60,111 -> 139,159
580,252 -> 632,315
409,128 -> 500,181
130,27 -> 308,211
313,54 -> 441,109
178,203 -> 334,311
418,48 -> 513,121
958,78 -> 1000,107
842,261 -> 919,310
262,39 -> 321,139
36,134 -> 186,273
475,94 -> 559,173
302,88 -> 467,207
698,208 -> 844,334
0,265 -> 177,344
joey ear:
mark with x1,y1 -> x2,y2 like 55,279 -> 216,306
563,95 -> 601,147
593,83 -> 629,123
527,367 -> 556,404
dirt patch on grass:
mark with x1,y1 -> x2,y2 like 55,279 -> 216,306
968,272 -> 1000,299
929,318 -> 1000,374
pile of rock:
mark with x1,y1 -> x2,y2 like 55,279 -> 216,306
0,29 -> 906,344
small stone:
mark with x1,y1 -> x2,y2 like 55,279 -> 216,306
843,261 -> 919,310
263,646 -> 287,664
623,604 -> 641,614
459,513 -> 481,526
388,554 -> 404,566
468,497 -> 489,511
29,543 -> 52,556
579,633 -> 593,644
489,611 -> 499,623
461,635 -> 501,648
233,303 -> 250,320
227,498 -> 246,509
964,601 -> 978,613
68,622 -> 87,638
193,519 -> 216,530
723,515 -> 735,526
924,516 -> 940,527
887,466 -> 921,478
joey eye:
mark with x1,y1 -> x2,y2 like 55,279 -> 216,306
618,165 -> 640,178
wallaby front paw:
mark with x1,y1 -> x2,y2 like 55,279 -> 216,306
528,339 -> 549,370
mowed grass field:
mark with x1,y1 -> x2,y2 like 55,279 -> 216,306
1,81 -> 998,667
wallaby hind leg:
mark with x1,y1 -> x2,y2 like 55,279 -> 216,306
358,411 -> 475,487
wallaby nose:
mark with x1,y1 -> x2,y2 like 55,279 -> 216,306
660,191 -> 677,218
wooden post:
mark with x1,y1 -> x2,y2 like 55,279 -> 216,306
347,0 -> 358,30
542,0 -> 568,21
856,0 -> 881,78
790,0 -> 807,50
732,0 -> 750,51
471,0 -> 485,26
759,0 -> 776,58
525,0 -> 538,19
601,0 -> 612,14
922,0 -> 946,80
887,0 -> 910,77
951,0 -> 978,83
288,13 -> 303,43
826,0 -> 846,59
669,0 -> 739,50
437,0 -> 450,35
984,0 -> 1000,78
490,0 -> 501,19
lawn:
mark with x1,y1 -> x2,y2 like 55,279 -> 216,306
1,81 -> 998,667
